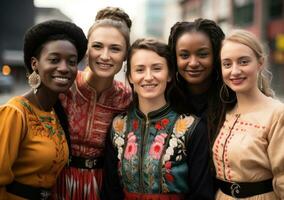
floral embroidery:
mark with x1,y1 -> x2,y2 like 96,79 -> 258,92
124,132 -> 138,160
163,115 -> 195,164
149,133 -> 167,159
173,115 -> 194,138
113,115 -> 127,159
113,115 -> 127,135
164,161 -> 174,182
155,118 -> 170,130
133,119 -> 139,131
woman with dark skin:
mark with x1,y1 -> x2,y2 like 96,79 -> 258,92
168,18 -> 225,142
0,20 -> 87,200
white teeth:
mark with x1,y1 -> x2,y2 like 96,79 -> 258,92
54,77 -> 69,83
142,84 -> 156,88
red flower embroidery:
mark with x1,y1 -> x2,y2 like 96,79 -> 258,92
155,118 -> 170,130
165,161 -> 172,170
133,120 -> 138,131
165,173 -> 174,182
149,142 -> 164,159
124,142 -> 137,160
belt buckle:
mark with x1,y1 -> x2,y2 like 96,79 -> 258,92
40,190 -> 51,200
230,182 -> 241,199
85,158 -> 97,169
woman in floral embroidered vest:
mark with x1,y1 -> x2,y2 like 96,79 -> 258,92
102,38 -> 215,200
0,20 -> 87,199
213,30 -> 284,199
53,7 -> 132,200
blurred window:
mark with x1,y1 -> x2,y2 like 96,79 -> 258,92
269,0 -> 283,19
233,0 -> 254,26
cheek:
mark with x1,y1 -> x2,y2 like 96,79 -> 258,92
177,58 -> 186,69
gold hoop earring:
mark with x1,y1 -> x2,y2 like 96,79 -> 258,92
28,71 -> 41,94
219,84 -> 235,103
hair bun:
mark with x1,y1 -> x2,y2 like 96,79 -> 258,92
95,7 -> 132,29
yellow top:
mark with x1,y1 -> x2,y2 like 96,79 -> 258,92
0,96 -> 69,199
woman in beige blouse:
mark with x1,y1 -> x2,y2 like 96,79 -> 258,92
213,29 -> 284,199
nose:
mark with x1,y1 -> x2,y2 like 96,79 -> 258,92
231,63 -> 241,75
144,69 -> 153,81
57,60 -> 69,73
100,48 -> 110,60
187,56 -> 199,68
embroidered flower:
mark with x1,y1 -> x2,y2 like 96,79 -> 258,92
149,133 -> 167,160
165,173 -> 174,182
124,142 -> 138,160
155,118 -> 170,130
173,115 -> 194,138
132,119 -> 139,131
127,132 -> 137,143
113,116 -> 126,135
165,161 -> 172,170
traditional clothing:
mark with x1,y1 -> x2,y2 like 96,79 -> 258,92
54,68 -> 131,200
102,104 -> 214,200
213,99 -> 284,199
0,96 -> 69,200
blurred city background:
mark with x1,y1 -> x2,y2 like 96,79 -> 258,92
1,0 -> 284,105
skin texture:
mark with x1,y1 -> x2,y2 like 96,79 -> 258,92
87,26 -> 127,81
221,41 -> 263,96
31,40 -> 78,95
129,49 -> 171,112
176,32 -> 213,93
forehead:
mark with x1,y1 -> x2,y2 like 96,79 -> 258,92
89,26 -> 126,46
221,41 -> 255,59
41,40 -> 77,56
176,31 -> 211,49
131,49 -> 167,65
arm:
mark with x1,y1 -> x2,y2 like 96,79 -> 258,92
101,129 -> 124,200
0,104 -> 25,196
267,107 -> 284,199
187,118 -> 215,200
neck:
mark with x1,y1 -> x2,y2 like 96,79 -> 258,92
235,88 -> 268,114
85,69 -> 114,96
138,97 -> 167,116
25,89 -> 57,112
187,78 -> 211,95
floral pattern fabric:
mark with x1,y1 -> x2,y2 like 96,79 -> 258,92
111,105 -> 198,194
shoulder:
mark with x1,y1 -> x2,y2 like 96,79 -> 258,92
1,96 -> 29,114
113,80 -> 132,97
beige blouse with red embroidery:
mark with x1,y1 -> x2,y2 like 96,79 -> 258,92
0,96 -> 69,199
213,98 -> 284,200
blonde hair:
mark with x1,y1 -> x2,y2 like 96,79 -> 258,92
223,29 -> 274,97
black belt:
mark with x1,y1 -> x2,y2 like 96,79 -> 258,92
216,178 -> 273,198
6,181 -> 51,200
68,156 -> 104,169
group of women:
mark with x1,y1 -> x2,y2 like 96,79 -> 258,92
0,5 -> 283,200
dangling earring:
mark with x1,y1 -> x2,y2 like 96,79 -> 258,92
28,71 -> 41,94
258,73 -> 264,91
220,83 -> 235,103
176,72 -> 180,82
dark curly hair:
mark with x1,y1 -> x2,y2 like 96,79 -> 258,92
168,18 -> 225,143
24,20 -> 87,74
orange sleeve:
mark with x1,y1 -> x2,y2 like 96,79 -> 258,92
0,104 -> 26,197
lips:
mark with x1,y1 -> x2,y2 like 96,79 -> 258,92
184,69 -> 203,76
96,62 -> 113,69
230,77 -> 246,85
141,83 -> 158,89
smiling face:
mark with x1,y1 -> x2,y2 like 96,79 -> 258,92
129,49 -> 171,105
31,40 -> 78,94
221,41 -> 262,95
87,26 -> 127,80
176,31 -> 214,90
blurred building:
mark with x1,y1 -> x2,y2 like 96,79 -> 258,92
0,0 -> 72,84
180,0 -> 284,96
